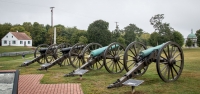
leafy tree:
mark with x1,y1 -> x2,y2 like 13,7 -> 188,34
32,22 -> 46,46
70,30 -> 87,44
87,20 -> 111,46
45,24 -> 51,32
195,29 -> 200,47
117,36 -> 125,46
79,36 -> 88,44
149,32 -> 159,46
111,29 -> 121,42
186,38 -> 193,47
23,22 -> 32,32
124,24 -> 142,45
24,31 -> 31,38
150,14 -> 177,44
10,26 -> 25,32
140,33 -> 150,46
158,23 -> 173,43
0,23 -> 12,45
172,31 -> 184,47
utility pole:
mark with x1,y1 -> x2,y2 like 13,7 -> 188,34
50,7 -> 55,44
50,7 -> 55,27
115,22 -> 119,30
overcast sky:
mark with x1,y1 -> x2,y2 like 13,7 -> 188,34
1,0 -> 200,38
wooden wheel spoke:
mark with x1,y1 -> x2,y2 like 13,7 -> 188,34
129,49 -> 136,57
168,65 -> 170,80
95,62 -> 99,69
172,47 -> 177,57
111,62 -> 115,72
108,60 -> 114,69
172,65 -> 179,75
116,62 -> 122,71
160,56 -> 168,61
128,54 -> 135,58
160,64 -> 167,72
163,49 -> 168,59
127,62 -> 135,69
133,45 -> 137,56
173,53 -> 181,60
164,65 -> 168,77
170,66 -> 174,79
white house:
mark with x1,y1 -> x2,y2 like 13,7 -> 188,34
1,32 -> 32,46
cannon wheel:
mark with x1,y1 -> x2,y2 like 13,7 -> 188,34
81,43 -> 103,70
54,43 -> 71,66
156,41 -> 184,82
123,42 -> 148,76
104,42 -> 125,73
45,44 -> 58,63
34,44 -> 49,64
69,43 -> 86,68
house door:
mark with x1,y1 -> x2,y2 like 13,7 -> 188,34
24,41 -> 26,46
9,41 -> 11,46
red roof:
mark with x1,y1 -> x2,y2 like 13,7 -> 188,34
10,32 -> 32,40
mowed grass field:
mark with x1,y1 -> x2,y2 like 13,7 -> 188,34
0,47 -> 200,94
0,46 -> 34,53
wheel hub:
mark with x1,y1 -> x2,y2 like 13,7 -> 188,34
113,56 -> 120,62
169,58 -> 176,66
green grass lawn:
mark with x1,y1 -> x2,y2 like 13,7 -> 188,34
0,48 -> 200,94
0,46 -> 34,53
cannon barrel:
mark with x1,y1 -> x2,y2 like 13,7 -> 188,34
90,46 -> 108,57
90,45 -> 119,57
139,43 -> 165,58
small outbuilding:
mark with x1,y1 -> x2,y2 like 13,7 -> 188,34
1,31 -> 32,46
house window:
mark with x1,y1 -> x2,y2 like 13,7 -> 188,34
12,41 -> 16,44
4,40 -> 7,44
20,41 -> 23,44
6,36 -> 8,38
28,41 -> 30,44
12,36 -> 13,38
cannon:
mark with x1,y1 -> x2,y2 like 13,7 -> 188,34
19,44 -> 58,67
38,43 -> 85,71
107,41 -> 184,93
64,42 -> 125,78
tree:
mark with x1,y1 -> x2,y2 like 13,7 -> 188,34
172,31 -> 184,47
195,29 -> 200,47
124,24 -> 143,45
149,32 -> 159,46
150,14 -> 176,44
32,22 -> 46,46
111,29 -> 121,42
87,20 -> 111,46
117,36 -> 125,46
158,23 -> 174,43
0,23 -> 12,45
22,22 -> 32,33
70,30 -> 87,44
10,26 -> 25,32
79,36 -> 88,44
140,33 -> 150,46
186,38 -> 193,47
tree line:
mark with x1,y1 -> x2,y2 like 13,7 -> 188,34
0,14 -> 199,47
